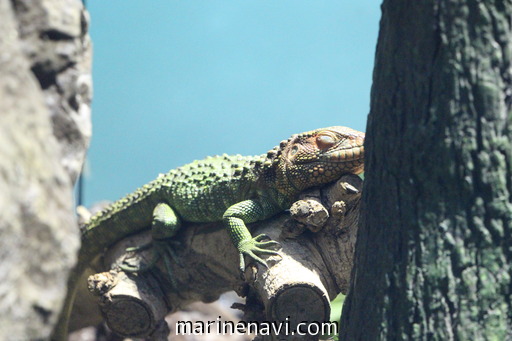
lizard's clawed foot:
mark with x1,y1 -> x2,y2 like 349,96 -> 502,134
238,234 -> 281,272
120,239 -> 182,289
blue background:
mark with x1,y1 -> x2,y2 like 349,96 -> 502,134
84,1 -> 381,206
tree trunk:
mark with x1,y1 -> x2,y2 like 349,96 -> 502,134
340,1 -> 512,340
0,0 -> 91,339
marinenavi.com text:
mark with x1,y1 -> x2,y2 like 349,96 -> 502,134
175,317 -> 339,336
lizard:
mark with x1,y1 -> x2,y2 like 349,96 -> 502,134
51,126 -> 364,340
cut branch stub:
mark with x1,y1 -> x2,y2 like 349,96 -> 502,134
243,225 -> 332,338
88,270 -> 167,338
272,285 -> 329,336
289,198 -> 329,232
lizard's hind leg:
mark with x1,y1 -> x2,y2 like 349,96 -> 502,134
120,202 -> 182,287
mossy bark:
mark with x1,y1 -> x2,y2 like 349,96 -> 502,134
340,1 -> 512,340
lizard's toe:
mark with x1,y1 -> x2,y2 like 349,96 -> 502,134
253,234 -> 272,242
162,242 -> 183,267
125,242 -> 152,253
254,240 -> 281,249
120,248 -> 160,273
238,236 -> 281,272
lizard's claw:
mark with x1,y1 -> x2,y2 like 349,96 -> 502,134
120,239 -> 182,289
238,235 -> 281,272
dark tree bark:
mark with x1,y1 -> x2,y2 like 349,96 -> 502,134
340,1 -> 511,340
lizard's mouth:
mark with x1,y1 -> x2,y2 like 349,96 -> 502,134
321,144 -> 365,175
325,144 -> 365,163
292,144 -> 364,166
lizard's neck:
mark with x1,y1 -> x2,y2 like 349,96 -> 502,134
254,153 -> 301,202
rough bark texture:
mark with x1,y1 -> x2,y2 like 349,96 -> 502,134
0,0 -> 91,339
341,1 -> 511,340
71,175 -> 362,339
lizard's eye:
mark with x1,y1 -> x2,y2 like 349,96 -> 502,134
290,146 -> 299,155
316,134 -> 337,150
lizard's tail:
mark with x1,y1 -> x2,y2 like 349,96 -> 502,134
50,262 -> 86,341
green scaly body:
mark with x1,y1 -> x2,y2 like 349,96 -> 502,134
80,154 -> 279,259
53,126 -> 365,340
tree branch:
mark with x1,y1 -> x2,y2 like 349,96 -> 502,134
74,174 -> 362,338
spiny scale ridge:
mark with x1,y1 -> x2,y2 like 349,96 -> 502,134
84,172 -> 176,232
83,152 -> 274,231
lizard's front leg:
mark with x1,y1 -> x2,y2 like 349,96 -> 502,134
222,199 -> 281,271
121,202 -> 181,286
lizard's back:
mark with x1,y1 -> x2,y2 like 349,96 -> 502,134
82,153 -> 266,257
166,154 -> 265,222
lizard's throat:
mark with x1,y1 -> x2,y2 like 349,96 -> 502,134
275,163 -> 302,197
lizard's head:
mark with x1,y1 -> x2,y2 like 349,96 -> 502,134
267,126 -> 364,195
